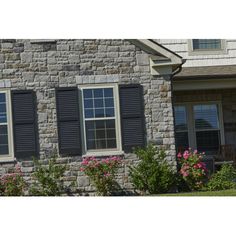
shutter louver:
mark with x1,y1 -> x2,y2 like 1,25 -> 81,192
119,84 -> 145,152
12,90 -> 38,159
55,87 -> 82,155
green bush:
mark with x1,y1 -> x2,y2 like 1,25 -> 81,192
206,164 -> 236,191
129,145 -> 176,195
29,157 -> 68,196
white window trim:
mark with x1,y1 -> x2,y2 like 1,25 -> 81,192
188,39 -> 227,56
174,101 -> 225,152
0,89 -> 15,162
79,83 -> 123,156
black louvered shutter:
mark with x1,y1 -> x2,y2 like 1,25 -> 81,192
11,90 -> 38,159
55,87 -> 82,155
119,84 -> 145,152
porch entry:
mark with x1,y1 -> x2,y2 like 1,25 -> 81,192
174,102 -> 236,172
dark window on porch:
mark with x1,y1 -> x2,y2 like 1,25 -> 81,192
194,104 -> 221,154
174,103 -> 222,155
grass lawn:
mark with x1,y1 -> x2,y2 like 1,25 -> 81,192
160,189 -> 236,196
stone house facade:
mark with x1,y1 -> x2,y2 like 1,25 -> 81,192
0,39 -> 183,195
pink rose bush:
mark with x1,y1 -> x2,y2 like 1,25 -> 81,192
177,149 -> 208,191
80,156 -> 122,196
0,164 -> 26,196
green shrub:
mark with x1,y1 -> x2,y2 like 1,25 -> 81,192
29,157 -> 68,196
0,164 -> 26,196
206,164 -> 236,191
129,145 -> 176,195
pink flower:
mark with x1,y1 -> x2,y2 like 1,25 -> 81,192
183,151 -> 190,159
177,153 -> 182,158
182,172 -> 189,177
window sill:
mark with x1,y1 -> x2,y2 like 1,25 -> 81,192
82,150 -> 124,158
0,157 -> 16,163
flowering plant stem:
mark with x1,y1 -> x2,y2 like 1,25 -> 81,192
0,164 -> 26,196
177,149 -> 208,191
80,156 -> 122,196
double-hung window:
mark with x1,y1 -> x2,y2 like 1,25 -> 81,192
0,90 -> 14,161
174,102 -> 224,155
80,84 -> 122,155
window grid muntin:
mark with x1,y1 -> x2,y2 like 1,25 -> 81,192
81,85 -> 120,153
85,119 -> 117,150
83,88 -> 115,119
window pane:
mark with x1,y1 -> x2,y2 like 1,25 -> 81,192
0,125 -> 9,155
105,108 -> 115,117
192,39 -> 221,50
85,109 -> 94,118
175,132 -> 189,152
85,120 -> 117,150
84,99 -> 93,109
174,106 -> 188,131
196,130 -> 220,154
107,129 -> 116,139
93,89 -> 103,98
107,139 -> 116,148
194,104 -> 219,130
96,140 -> 106,149
95,108 -> 104,118
83,89 -> 93,99
0,93 -> 6,103
94,98 -> 104,108
104,88 -> 113,97
105,98 -> 114,107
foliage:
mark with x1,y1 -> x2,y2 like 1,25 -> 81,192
29,157 -> 67,196
129,145 -> 176,195
80,156 -> 122,196
206,164 -> 236,191
0,164 -> 26,196
177,149 -> 208,191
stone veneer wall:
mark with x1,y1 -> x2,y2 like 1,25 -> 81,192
173,88 -> 236,150
0,39 -> 176,195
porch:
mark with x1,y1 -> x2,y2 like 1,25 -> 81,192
173,66 -> 236,173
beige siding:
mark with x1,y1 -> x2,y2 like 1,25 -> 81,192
156,39 -> 236,67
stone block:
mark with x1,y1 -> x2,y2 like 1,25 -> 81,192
62,64 -> 80,71
22,72 -> 35,82
136,54 -> 149,66
57,44 -> 69,51
21,52 -> 33,63
77,176 -> 90,187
